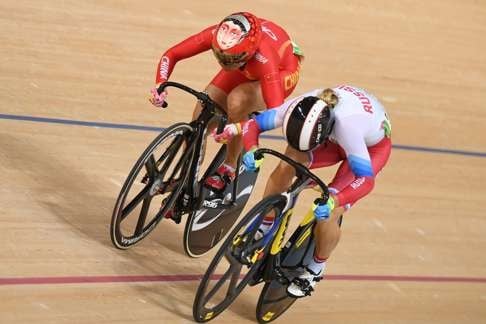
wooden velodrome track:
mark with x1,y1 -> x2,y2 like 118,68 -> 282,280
1,1 -> 485,323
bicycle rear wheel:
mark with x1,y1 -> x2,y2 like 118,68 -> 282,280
184,160 -> 258,258
110,123 -> 194,249
256,221 -> 316,323
193,195 -> 287,322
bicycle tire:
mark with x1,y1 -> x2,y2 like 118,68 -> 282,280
193,194 -> 288,322
110,123 -> 194,249
183,161 -> 258,258
255,220 -> 316,323
256,280 -> 297,324
182,145 -> 226,257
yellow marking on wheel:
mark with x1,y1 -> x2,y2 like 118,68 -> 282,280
204,312 -> 214,320
262,311 -> 275,321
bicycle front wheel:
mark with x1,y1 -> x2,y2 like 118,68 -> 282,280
110,123 -> 194,249
193,194 -> 287,322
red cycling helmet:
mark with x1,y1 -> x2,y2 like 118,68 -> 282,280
211,12 -> 262,69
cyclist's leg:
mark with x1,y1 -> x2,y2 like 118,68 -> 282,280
191,69 -> 251,128
313,137 -> 392,263
202,70 -> 252,191
313,207 -> 345,260
251,145 -> 309,236
263,140 -> 343,198
259,140 -> 343,226
287,205 -> 344,298
310,159 -> 352,260
222,61 -> 301,168
224,81 -> 266,167
262,144 -> 310,198
285,141 -> 347,296
299,141 -> 346,266
191,84 -> 227,122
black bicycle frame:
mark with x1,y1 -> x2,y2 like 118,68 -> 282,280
156,81 -> 232,211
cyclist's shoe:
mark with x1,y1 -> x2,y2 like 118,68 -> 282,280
204,164 -> 236,193
286,268 -> 323,298
164,208 -> 175,220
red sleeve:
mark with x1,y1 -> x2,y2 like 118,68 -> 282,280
242,119 -> 261,151
261,68 -> 285,108
155,25 -> 216,84
251,42 -> 285,109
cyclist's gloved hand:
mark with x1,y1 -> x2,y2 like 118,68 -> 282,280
149,84 -> 168,108
212,123 -> 241,144
243,148 -> 264,172
312,196 -> 335,221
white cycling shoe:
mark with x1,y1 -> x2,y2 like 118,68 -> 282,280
287,268 -> 323,298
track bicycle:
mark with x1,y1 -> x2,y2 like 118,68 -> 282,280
193,148 -> 333,323
110,81 -> 258,257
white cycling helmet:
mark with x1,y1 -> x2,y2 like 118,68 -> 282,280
282,96 -> 334,152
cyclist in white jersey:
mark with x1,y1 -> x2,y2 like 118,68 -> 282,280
213,85 -> 392,297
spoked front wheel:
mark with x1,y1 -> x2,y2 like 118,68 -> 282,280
193,195 -> 287,322
110,123 -> 194,249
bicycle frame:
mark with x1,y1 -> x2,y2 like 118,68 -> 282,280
156,82 -> 241,214
192,148 -> 329,322
246,148 -> 329,282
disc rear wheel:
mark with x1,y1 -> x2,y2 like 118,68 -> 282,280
256,221 -> 316,323
183,157 -> 259,258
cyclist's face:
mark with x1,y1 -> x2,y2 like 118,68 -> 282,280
216,21 -> 244,50
212,44 -> 246,70
219,60 -> 245,70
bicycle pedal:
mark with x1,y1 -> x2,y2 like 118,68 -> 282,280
163,209 -> 182,224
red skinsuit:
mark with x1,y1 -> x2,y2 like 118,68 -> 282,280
155,19 -> 301,109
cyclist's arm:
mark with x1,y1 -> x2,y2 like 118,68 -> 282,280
155,25 -> 215,84
333,116 -> 375,207
242,89 -> 323,151
254,43 -> 285,109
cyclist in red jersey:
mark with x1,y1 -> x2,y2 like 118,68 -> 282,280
149,12 -> 303,193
